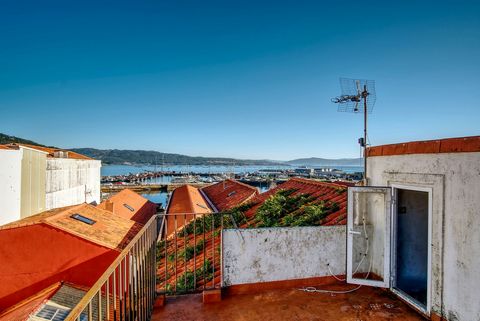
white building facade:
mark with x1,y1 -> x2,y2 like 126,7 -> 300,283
0,146 -> 47,225
350,136 -> 480,321
45,157 -> 101,209
0,144 -> 101,225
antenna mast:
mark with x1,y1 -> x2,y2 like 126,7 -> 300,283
331,78 -> 376,184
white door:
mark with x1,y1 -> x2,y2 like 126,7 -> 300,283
347,187 -> 391,287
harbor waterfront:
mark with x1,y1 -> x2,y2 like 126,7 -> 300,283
100,164 -> 363,207
101,164 -> 363,176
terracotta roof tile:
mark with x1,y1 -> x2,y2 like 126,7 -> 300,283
167,185 -> 212,214
1,203 -> 142,251
157,178 -> 348,292
243,178 -> 347,226
367,135 -> 480,157
201,179 -> 258,211
98,189 -> 157,224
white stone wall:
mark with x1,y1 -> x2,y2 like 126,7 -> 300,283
0,150 -> 22,225
368,152 -> 480,321
222,226 -> 346,286
45,158 -> 101,209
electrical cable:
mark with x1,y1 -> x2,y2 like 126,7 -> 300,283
298,210 -> 371,294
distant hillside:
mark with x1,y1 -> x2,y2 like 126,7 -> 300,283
0,133 -> 46,147
286,157 -> 362,167
70,148 -> 278,166
1,132 -> 359,167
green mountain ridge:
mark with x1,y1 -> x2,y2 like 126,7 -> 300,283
286,157 -> 362,166
70,148 -> 278,166
0,132 -> 361,166
0,133 -> 47,147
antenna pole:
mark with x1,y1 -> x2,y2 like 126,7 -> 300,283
363,84 -> 368,184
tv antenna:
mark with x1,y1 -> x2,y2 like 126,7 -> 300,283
331,78 -> 376,183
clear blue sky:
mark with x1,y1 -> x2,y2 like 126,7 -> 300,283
1,0 -> 479,160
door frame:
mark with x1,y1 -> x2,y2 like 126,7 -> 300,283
346,186 -> 391,288
390,184 -> 432,316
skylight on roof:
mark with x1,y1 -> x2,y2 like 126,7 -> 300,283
70,214 -> 96,225
228,191 -> 237,197
123,203 -> 135,212
197,203 -> 208,210
36,304 -> 70,321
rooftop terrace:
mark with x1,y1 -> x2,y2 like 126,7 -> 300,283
152,283 -> 425,321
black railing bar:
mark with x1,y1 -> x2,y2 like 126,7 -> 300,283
203,214 -> 206,291
212,213 -> 215,289
193,214 -> 196,291
164,216 -> 167,293
174,215 -> 178,293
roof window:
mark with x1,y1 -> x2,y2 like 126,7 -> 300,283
123,203 -> 135,212
70,213 -> 96,225
197,203 -> 208,210
35,304 -> 70,321
227,191 -> 237,197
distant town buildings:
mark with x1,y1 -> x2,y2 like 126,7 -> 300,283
0,144 -> 101,225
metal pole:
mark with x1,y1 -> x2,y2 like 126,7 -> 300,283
363,85 -> 368,185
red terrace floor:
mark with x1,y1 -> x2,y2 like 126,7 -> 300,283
152,283 -> 425,321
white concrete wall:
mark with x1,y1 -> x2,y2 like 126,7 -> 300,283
0,150 -> 22,225
368,152 -> 480,321
46,158 -> 101,209
20,147 -> 46,218
222,226 -> 346,286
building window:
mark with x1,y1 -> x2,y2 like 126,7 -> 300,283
70,214 -> 96,225
228,191 -> 237,197
123,203 -> 135,212
35,304 -> 70,321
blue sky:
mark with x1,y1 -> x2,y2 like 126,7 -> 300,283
0,0 -> 479,160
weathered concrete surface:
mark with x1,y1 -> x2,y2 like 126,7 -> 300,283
222,226 -> 346,286
46,158 -> 101,209
0,147 -> 47,225
368,152 -> 480,321
152,283 -> 424,321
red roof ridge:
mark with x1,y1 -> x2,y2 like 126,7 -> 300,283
289,177 -> 347,189
0,204 -> 85,231
367,135 -> 480,157
223,178 -> 258,191
167,184 -> 212,214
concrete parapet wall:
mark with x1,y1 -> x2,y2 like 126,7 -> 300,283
222,226 -> 346,286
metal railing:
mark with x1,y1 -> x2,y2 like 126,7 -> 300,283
157,212 -> 231,295
65,215 -> 158,321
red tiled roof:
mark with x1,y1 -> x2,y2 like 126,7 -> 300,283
157,178 -> 348,293
98,189 -> 157,224
0,143 -> 93,160
367,135 -> 480,157
201,179 -> 258,212
165,185 -> 212,236
243,178 -> 348,226
0,203 -> 142,251
167,185 -> 212,214
0,200 -> 150,311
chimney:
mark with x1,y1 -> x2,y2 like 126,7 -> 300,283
104,200 -> 114,213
